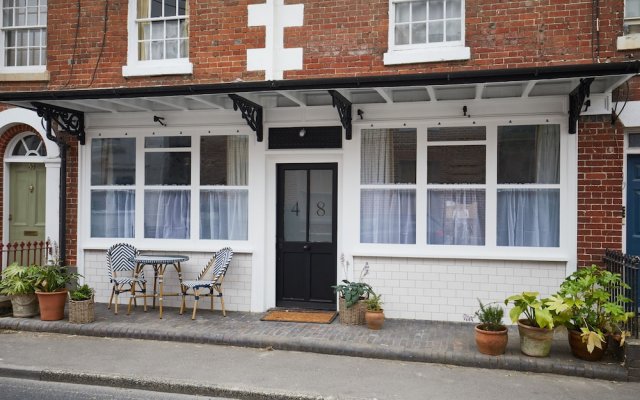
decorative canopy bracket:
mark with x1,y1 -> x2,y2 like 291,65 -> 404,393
328,90 -> 352,140
229,94 -> 263,142
32,102 -> 86,145
568,78 -> 594,135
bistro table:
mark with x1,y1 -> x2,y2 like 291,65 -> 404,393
127,254 -> 189,319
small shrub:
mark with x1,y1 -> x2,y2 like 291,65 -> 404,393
475,300 -> 505,331
70,284 -> 93,301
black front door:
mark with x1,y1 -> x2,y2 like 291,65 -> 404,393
276,163 -> 337,310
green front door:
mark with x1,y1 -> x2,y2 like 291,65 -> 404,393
9,163 -> 46,244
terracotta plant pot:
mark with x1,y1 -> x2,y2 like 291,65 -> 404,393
475,324 -> 508,356
567,329 -> 608,361
36,290 -> 68,321
365,310 -> 385,330
10,294 -> 39,318
517,319 -> 555,357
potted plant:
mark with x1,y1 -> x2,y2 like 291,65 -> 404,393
474,300 -> 508,356
504,291 -> 558,357
68,284 -> 95,324
32,264 -> 79,321
0,263 -> 39,317
333,280 -> 372,325
365,292 -> 384,330
555,265 -> 635,361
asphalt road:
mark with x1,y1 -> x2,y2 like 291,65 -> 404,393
0,376 -> 231,400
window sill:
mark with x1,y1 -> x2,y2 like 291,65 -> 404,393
617,33 -> 640,50
0,69 -> 49,82
81,240 -> 253,254
383,46 -> 471,65
122,60 -> 193,77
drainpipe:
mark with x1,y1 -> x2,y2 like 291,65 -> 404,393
44,113 -> 67,266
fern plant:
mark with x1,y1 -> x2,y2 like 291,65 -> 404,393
475,300 -> 505,331
0,264 -> 38,296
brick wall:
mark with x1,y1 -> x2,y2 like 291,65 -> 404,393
83,250 -> 253,312
1,0 -> 636,93
355,257 -> 566,321
577,115 -> 625,266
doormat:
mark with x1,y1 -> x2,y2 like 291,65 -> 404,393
260,309 -> 337,324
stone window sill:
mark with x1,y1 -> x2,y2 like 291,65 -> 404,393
0,70 -> 50,82
383,46 -> 471,65
617,33 -> 640,50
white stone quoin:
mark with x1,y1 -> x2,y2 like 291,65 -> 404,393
247,0 -> 304,80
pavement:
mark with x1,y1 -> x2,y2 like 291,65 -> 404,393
0,303 -> 632,383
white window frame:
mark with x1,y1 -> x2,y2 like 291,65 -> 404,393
384,0 -> 470,65
0,0 -> 47,74
122,0 -> 193,77
618,0 -> 640,50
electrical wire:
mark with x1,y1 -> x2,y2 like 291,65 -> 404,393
88,0 -> 109,87
62,0 -> 81,88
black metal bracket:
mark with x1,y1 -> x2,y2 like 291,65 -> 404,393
229,94 -> 263,142
568,78 -> 594,135
32,102 -> 86,144
328,90 -> 352,140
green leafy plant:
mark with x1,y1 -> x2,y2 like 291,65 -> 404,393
366,293 -> 383,312
32,265 -> 80,293
475,300 -> 505,331
504,291 -> 557,330
333,280 -> 372,308
555,265 -> 635,353
0,263 -> 38,295
70,284 -> 93,301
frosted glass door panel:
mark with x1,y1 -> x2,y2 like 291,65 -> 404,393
284,170 -> 308,242
309,170 -> 333,243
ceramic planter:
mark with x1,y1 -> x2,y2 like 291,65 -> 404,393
36,289 -> 68,321
567,329 -> 607,361
365,310 -> 385,330
517,319 -> 554,357
475,324 -> 508,356
10,294 -> 39,318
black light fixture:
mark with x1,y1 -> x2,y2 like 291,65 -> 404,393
357,109 -> 364,119
462,105 -> 468,116
153,115 -> 167,126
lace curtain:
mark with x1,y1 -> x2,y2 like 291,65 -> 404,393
144,190 -> 191,239
91,190 -> 135,238
428,190 -> 485,245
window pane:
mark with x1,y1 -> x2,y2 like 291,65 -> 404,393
412,1 -> 426,21
166,20 -> 178,38
446,19 -> 461,41
178,0 -> 187,16
144,190 -> 190,239
12,142 -> 26,156
396,2 -> 410,22
395,24 -> 410,45
137,0 -> 150,18
200,190 -> 248,240
164,0 -> 176,17
446,0 -> 462,18
91,138 -> 136,186
361,189 -> 416,244
166,39 -> 178,58
284,170 -> 307,242
3,10 -> 13,27
497,189 -> 560,247
200,136 -> 248,186
145,136 -> 191,148
180,39 -> 188,58
427,145 -> 485,184
151,20 -> 164,39
412,22 -> 426,44
150,0 -> 162,18
91,190 -> 135,238
309,169 -> 333,243
139,21 -> 150,41
145,152 -> 191,185
628,0 -> 640,18
361,128 -> 416,184
428,20 -> 444,42
629,133 -> 640,147
429,0 -> 444,19
428,189 -> 485,245
498,125 -> 560,184
428,126 -> 486,141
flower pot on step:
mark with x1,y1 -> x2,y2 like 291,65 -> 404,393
36,289 -> 68,321
567,329 -> 607,361
517,319 -> 554,357
365,309 -> 385,330
68,294 -> 95,324
475,324 -> 508,356
338,297 -> 366,325
9,294 -> 39,318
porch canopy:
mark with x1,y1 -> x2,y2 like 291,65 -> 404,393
1,61 -> 639,143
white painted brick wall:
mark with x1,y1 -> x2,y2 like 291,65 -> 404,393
355,257 -> 566,323
82,250 -> 252,312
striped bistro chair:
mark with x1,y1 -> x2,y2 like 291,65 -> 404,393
107,243 -> 147,315
180,247 -> 233,320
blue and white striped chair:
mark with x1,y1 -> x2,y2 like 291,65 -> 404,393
180,247 -> 233,320
106,243 -> 147,315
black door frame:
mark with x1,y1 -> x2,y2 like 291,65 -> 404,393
276,163 -> 338,310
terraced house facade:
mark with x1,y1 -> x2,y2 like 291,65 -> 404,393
0,0 -> 639,321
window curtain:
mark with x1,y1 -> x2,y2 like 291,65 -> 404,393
535,125 -> 560,184
361,189 -> 416,244
428,190 -> 485,245
144,190 -> 190,239
361,129 -> 394,184
200,190 -> 248,240
91,191 -> 135,238
226,136 -> 248,186
137,0 -> 150,60
497,189 -> 560,247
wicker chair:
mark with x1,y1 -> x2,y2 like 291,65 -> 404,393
180,247 -> 233,320
106,243 -> 147,314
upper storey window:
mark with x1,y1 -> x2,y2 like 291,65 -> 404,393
618,0 -> 640,50
384,0 -> 470,65
0,0 -> 47,71
123,0 -> 192,77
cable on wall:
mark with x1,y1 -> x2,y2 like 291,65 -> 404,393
88,0 -> 110,87
63,0 -> 81,88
